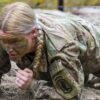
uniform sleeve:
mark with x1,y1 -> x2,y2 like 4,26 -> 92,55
49,41 -> 84,99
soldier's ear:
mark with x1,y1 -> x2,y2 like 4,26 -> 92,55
0,30 -> 5,35
31,26 -> 37,38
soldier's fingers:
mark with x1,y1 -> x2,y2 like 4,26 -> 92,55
17,69 -> 32,79
16,80 -> 25,89
16,72 -> 29,82
24,68 -> 33,74
16,77 -> 22,87
24,68 -> 33,78
15,77 -> 29,90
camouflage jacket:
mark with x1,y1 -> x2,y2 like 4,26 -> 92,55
18,10 -> 100,99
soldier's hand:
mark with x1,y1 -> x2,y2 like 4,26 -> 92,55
15,68 -> 33,90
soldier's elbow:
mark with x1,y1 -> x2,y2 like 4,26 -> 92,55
55,82 -> 82,100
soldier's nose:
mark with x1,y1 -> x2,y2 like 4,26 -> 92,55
8,48 -> 17,55
9,48 -> 14,52
7,45 -> 15,51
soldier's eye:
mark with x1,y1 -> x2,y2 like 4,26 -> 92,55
14,41 -> 27,48
3,39 -> 17,44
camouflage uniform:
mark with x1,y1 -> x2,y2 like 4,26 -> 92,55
17,10 -> 100,100
0,43 -> 11,82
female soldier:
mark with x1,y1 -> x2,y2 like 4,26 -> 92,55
0,2 -> 100,100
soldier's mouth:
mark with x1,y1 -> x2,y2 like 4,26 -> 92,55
9,53 -> 17,61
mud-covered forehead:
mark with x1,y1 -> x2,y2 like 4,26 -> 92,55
0,31 -> 24,40
0,32 -> 29,48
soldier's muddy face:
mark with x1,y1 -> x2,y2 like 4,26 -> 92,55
0,33 -> 35,62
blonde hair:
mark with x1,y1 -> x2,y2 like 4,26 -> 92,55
0,2 -> 36,34
0,2 -> 44,78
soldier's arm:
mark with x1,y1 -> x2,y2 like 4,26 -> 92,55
49,41 -> 84,99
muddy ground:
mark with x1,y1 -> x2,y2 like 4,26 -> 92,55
0,7 -> 100,100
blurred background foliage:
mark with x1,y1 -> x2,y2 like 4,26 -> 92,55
0,0 -> 100,11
